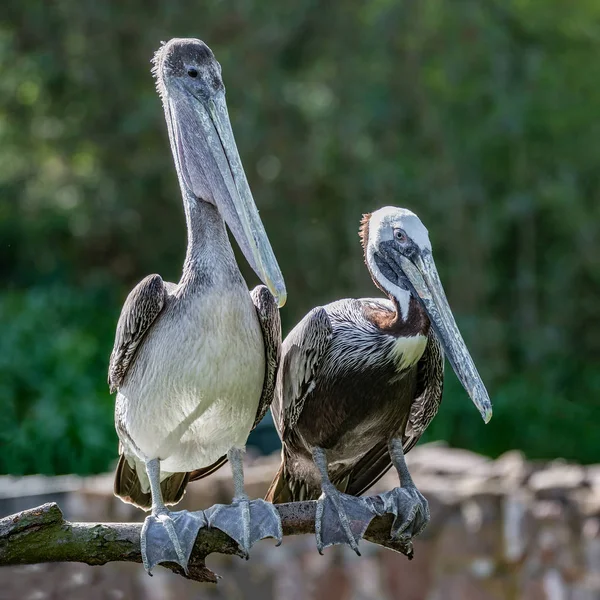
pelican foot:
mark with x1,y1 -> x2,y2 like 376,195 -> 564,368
141,509 -> 207,575
376,486 -> 430,542
315,489 -> 377,555
205,497 -> 283,558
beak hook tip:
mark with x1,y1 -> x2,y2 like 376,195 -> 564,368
482,406 -> 493,424
277,296 -> 287,308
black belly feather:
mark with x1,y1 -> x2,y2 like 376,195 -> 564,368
296,365 -> 417,453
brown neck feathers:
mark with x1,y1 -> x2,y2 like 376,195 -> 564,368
365,295 -> 430,337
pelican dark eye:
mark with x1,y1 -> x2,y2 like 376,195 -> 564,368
394,229 -> 406,243
187,68 -> 198,78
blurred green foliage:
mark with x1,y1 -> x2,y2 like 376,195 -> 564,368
0,287 -> 116,474
1,0 -> 599,474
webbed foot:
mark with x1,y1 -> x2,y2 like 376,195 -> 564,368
141,509 -> 206,574
376,485 -> 430,541
205,496 -> 282,558
315,488 -> 377,555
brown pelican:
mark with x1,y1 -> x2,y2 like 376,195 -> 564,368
265,206 -> 491,554
108,38 -> 286,574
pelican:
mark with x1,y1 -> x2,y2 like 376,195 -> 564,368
266,206 -> 491,554
108,38 -> 286,574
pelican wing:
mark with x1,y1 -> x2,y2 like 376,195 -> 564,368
249,285 -> 283,430
108,274 -> 169,393
272,306 -> 333,438
403,331 -> 444,453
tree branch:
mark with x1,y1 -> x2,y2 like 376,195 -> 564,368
0,501 -> 412,583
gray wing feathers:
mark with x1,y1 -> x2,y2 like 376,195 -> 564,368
403,332 -> 444,452
108,274 -> 168,393
275,307 -> 333,436
250,285 -> 282,430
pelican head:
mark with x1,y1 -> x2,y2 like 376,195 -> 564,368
153,38 -> 286,307
360,206 -> 492,424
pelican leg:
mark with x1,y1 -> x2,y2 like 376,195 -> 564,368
376,438 -> 430,542
312,447 -> 377,556
140,458 -> 206,574
205,447 -> 282,558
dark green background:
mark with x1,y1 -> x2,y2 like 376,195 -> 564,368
1,0 -> 599,475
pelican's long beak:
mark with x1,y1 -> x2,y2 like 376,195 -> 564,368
166,83 -> 287,307
398,253 -> 492,423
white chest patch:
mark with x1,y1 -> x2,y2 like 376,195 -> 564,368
389,334 -> 428,371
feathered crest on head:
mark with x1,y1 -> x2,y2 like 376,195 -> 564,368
150,40 -> 169,102
358,212 -> 371,252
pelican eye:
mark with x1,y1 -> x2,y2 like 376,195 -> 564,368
187,68 -> 199,78
394,229 -> 407,243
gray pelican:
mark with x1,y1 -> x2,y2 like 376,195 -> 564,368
266,206 -> 491,554
108,38 -> 286,574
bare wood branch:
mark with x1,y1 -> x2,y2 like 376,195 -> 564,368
0,501 -> 412,584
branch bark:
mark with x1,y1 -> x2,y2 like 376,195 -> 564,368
0,501 -> 413,583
